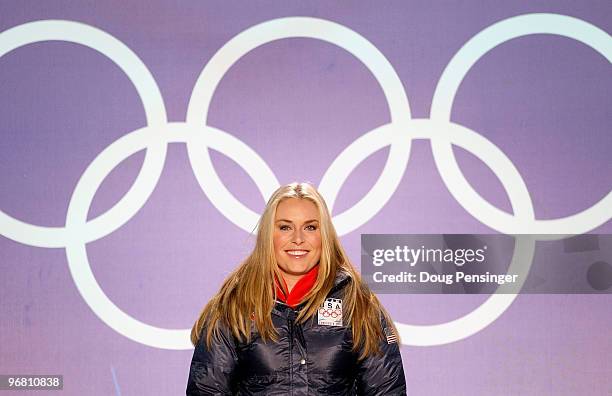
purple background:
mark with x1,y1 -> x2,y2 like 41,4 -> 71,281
1,1 -> 611,394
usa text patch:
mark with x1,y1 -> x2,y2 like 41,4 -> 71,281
318,298 -> 343,326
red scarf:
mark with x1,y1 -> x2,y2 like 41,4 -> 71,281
274,264 -> 319,308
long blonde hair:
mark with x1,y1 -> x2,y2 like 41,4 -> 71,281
190,181 -> 401,360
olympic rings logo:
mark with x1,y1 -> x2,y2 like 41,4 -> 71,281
0,14 -> 610,350
319,309 -> 341,319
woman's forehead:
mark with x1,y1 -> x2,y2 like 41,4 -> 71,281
275,199 -> 319,219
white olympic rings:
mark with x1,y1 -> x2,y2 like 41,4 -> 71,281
0,14 -> 610,349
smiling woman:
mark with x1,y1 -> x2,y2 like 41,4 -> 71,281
187,182 -> 407,395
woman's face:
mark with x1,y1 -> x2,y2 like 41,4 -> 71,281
273,198 -> 322,282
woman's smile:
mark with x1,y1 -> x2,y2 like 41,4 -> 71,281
285,249 -> 309,258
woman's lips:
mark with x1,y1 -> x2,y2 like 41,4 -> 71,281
285,250 -> 309,258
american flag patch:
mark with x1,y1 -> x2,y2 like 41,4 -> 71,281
384,326 -> 397,344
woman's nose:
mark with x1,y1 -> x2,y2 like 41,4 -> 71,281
292,229 -> 304,244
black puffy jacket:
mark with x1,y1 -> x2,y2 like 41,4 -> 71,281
186,269 -> 407,395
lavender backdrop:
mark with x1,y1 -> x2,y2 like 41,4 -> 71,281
1,1 -> 611,395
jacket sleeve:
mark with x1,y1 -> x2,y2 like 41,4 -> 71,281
186,320 -> 239,395
355,315 -> 407,395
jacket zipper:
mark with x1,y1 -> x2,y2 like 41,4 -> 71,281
288,312 -> 294,396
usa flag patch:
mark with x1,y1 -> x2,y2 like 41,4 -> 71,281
384,326 -> 397,344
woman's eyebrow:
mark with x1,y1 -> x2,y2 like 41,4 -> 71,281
275,219 -> 319,223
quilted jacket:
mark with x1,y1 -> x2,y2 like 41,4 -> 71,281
186,269 -> 407,395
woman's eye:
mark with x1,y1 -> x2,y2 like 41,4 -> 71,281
280,225 -> 290,230
306,225 -> 317,231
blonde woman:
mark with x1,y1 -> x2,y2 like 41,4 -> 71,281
186,182 -> 406,395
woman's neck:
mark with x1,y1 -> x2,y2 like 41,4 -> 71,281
282,275 -> 301,293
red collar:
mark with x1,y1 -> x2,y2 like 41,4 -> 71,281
274,264 -> 319,308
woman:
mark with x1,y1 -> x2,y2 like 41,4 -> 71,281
187,182 -> 406,395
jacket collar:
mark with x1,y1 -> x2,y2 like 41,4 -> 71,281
272,267 -> 351,317
328,267 -> 352,294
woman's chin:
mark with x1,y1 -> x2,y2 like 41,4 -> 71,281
280,264 -> 312,276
